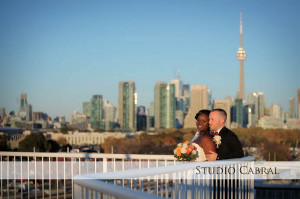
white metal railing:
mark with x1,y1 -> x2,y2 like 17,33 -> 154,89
74,157 -> 255,199
0,151 -> 176,199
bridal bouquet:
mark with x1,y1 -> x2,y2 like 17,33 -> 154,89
174,141 -> 197,161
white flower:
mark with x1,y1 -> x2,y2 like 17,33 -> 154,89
191,150 -> 197,155
213,135 -> 222,148
174,148 -> 178,155
182,143 -> 188,149
180,148 -> 187,154
177,143 -> 183,147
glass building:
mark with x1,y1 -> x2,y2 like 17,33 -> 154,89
154,82 -> 176,129
90,95 -> 105,129
118,81 -> 136,132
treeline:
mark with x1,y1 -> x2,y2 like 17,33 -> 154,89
102,128 -> 300,161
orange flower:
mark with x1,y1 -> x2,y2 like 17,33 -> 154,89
177,147 -> 181,157
183,141 -> 190,145
188,145 -> 195,150
186,148 -> 192,155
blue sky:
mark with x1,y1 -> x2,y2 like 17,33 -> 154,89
0,0 -> 299,120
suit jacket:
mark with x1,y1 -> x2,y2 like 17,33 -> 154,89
215,127 -> 244,160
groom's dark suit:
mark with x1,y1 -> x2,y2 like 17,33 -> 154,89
215,127 -> 244,160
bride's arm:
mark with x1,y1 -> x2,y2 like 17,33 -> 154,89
201,136 -> 216,156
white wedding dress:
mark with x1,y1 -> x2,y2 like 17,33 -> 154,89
192,143 -> 207,161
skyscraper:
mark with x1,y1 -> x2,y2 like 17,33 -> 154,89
236,13 -> 246,100
289,97 -> 296,119
154,82 -> 176,129
118,81 -> 137,131
271,104 -> 282,119
90,95 -> 104,129
184,85 -> 210,128
0,107 -> 5,120
83,102 -> 91,119
20,93 -> 28,120
26,104 -> 32,121
248,92 -> 265,123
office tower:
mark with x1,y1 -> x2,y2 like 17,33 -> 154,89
213,98 -> 231,128
26,104 -> 32,121
104,100 -> 117,130
298,89 -> 300,119
248,92 -> 265,123
271,104 -> 282,119
118,81 -> 137,131
90,95 -> 104,129
289,97 -> 296,119
243,104 -> 255,128
257,92 -> 265,119
154,82 -> 176,129
83,102 -> 91,119
171,77 -> 183,98
147,101 -> 155,130
20,93 -> 28,120
236,13 -> 246,101
137,106 -> 147,131
184,85 -> 210,128
0,107 -> 5,120
234,98 -> 243,127
183,84 -> 190,111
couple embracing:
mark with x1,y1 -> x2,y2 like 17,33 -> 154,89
191,108 -> 244,161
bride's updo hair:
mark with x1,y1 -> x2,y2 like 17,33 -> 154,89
194,109 -> 211,120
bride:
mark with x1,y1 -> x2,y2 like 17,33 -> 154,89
190,110 -> 216,161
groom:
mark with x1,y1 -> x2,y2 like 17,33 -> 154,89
206,108 -> 244,161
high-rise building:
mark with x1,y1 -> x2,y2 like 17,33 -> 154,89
0,107 -> 6,120
103,100 -> 117,131
26,104 -> 32,121
213,98 -> 231,128
171,77 -> 183,98
137,106 -> 147,131
184,85 -> 210,128
154,82 -> 176,129
243,104 -> 255,128
271,104 -> 282,119
297,89 -> 300,119
182,84 -> 190,111
118,81 -> 137,131
234,98 -> 244,127
90,95 -> 104,129
83,102 -> 91,119
247,92 -> 265,123
289,97 -> 296,119
147,102 -> 155,130
20,93 -> 28,120
236,13 -> 246,101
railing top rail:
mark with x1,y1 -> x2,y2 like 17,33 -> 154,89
0,151 -> 176,160
74,179 -> 160,199
75,156 -> 255,180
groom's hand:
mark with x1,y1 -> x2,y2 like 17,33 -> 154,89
206,150 -> 218,161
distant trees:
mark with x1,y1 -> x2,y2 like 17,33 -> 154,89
18,133 -> 60,152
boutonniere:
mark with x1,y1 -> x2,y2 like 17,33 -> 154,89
212,132 -> 222,148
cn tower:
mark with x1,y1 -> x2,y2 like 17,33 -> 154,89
236,13 -> 246,100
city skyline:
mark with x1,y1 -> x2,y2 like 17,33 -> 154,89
0,1 -> 299,120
